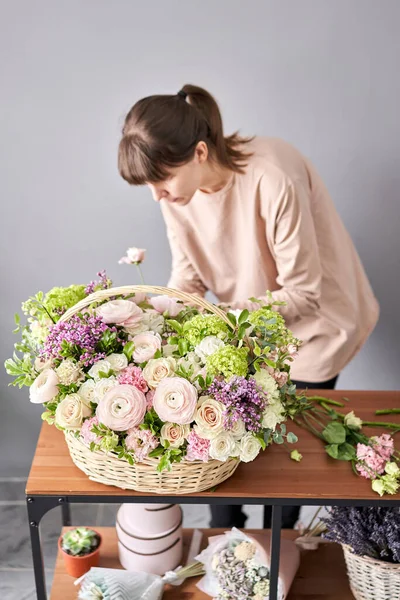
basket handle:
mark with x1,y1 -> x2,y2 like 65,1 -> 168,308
60,285 -> 234,328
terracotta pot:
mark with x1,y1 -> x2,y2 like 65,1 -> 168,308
58,531 -> 101,578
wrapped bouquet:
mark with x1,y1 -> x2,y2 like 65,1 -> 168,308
5,267 -> 301,492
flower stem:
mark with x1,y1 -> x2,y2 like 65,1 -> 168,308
136,264 -> 145,285
376,409 -> 400,415
362,420 -> 400,429
307,395 -> 345,407
303,415 -> 325,440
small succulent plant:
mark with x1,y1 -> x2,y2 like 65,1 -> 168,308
61,528 -> 100,557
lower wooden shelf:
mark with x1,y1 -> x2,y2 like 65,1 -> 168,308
51,528 -> 353,599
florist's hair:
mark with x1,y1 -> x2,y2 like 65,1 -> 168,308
118,84 -> 254,185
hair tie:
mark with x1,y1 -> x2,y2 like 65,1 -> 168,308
177,90 -> 187,100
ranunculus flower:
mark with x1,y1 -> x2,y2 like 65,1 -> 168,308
88,360 -> 113,381
194,396 -> 225,439
160,422 -> 190,448
125,310 -> 165,336
96,384 -> 146,431
132,332 -> 161,363
194,335 -> 225,363
107,353 -> 128,372
118,247 -> 146,265
29,369 -> 60,404
239,432 -> 263,463
209,431 -> 236,462
143,357 -> 176,389
153,377 -> 197,424
150,295 -> 182,317
77,379 -> 96,405
55,394 -> 91,430
93,377 -> 119,403
55,359 -> 84,386
96,299 -> 143,326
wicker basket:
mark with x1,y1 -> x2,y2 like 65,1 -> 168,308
60,285 -> 240,494
342,544 -> 400,600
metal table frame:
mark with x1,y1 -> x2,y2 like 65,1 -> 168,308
26,492 -> 399,600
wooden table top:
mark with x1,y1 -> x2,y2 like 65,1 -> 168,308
27,390 -> 400,501
51,528 -> 353,600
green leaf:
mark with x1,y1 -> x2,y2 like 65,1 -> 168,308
286,432 -> 298,444
227,312 -> 237,327
148,446 -> 164,458
280,423 -> 286,435
238,323 -> 250,339
336,442 -> 356,461
322,422 -> 346,444
178,339 -> 188,356
123,341 -> 135,362
154,349 -> 162,359
157,453 -> 172,473
167,320 -> 183,335
255,433 -> 266,451
273,433 -> 284,444
253,343 -> 261,357
238,309 -> 249,325
325,444 -> 339,459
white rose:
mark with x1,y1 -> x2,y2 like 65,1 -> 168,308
132,332 -> 162,363
344,411 -> 363,431
55,393 -> 91,430
194,396 -> 225,439
78,379 -> 96,405
160,422 -> 190,448
88,360 -> 113,381
29,369 -> 60,404
194,336 -> 225,363
239,433 -> 263,463
55,359 -> 84,385
261,399 -> 285,430
143,357 -> 176,389
209,431 -> 236,462
94,377 -> 119,403
230,418 -> 246,440
107,353 -> 128,372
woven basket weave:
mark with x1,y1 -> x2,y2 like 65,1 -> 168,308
342,545 -> 400,600
60,285 -> 240,494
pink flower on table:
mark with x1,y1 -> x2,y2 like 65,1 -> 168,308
96,299 -> 143,326
117,365 -> 148,393
372,434 -> 395,461
153,377 -> 197,424
186,430 -> 210,462
132,332 -> 162,363
80,416 -> 102,446
125,427 -> 158,463
96,384 -> 146,431
150,295 -> 182,317
356,443 -> 386,479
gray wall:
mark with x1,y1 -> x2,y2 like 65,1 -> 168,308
1,0 -> 399,476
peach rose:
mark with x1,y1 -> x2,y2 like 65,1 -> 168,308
153,377 -> 197,424
194,396 -> 225,439
132,332 -> 162,363
142,357 -> 176,389
29,369 -> 59,404
150,295 -> 182,317
160,422 -> 190,448
96,384 -> 146,431
55,394 -> 91,430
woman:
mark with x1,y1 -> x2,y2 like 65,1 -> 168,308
118,84 -> 379,529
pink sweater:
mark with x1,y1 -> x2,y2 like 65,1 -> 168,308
160,137 -> 379,382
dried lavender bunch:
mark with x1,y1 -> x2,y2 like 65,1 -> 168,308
322,507 -> 400,563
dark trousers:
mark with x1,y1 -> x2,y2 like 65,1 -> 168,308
209,375 -> 339,528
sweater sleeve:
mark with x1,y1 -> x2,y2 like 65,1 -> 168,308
162,209 -> 208,297
228,176 -> 322,323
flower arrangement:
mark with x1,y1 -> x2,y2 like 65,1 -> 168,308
5,261 -> 301,474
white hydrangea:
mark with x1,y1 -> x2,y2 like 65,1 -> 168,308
55,359 -> 84,385
253,368 -> 280,400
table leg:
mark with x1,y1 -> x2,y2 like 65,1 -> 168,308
61,501 -> 71,526
268,504 -> 282,600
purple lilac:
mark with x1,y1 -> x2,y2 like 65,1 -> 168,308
207,376 -> 267,433
40,313 -> 113,367
85,270 -> 110,295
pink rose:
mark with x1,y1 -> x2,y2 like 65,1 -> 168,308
118,247 -> 146,265
153,377 -> 197,424
132,332 -> 161,363
97,299 -> 143,326
96,384 -> 146,431
29,368 -> 59,404
150,295 -> 182,317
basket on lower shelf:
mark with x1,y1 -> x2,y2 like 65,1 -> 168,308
65,430 -> 240,494
342,544 -> 400,600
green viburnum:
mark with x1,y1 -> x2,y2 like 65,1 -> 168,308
206,345 -> 249,378
248,307 -> 299,347
182,315 -> 230,347
99,431 -> 119,452
22,284 -> 86,322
